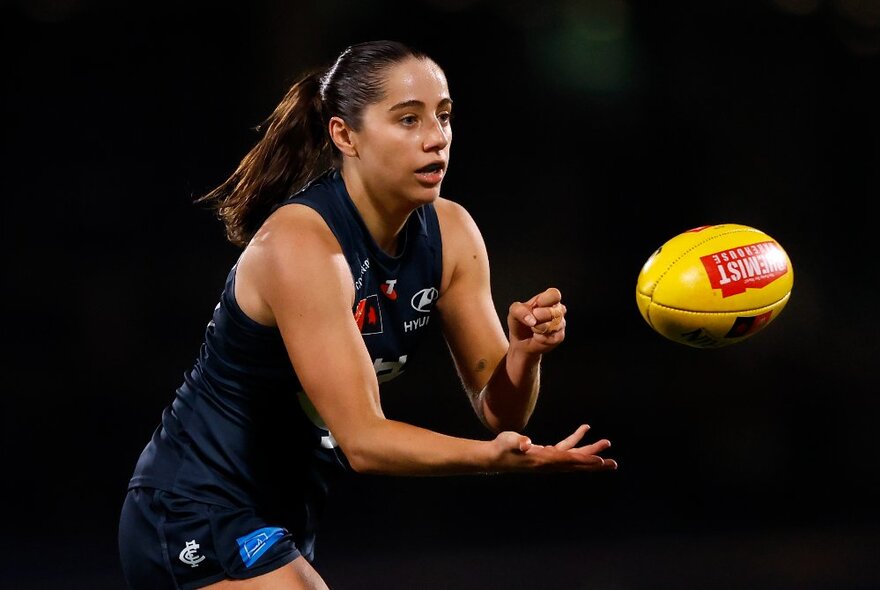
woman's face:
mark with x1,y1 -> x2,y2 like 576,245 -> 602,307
348,57 -> 453,207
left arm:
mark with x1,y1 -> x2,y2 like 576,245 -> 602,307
434,198 -> 567,433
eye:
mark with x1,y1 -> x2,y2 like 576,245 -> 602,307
438,111 -> 453,125
400,115 -> 418,126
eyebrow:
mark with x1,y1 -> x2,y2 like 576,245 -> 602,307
388,98 -> 453,112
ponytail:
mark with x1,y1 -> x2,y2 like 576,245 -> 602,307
197,70 -> 333,247
198,40 -> 432,247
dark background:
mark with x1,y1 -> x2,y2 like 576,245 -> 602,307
4,0 -> 879,588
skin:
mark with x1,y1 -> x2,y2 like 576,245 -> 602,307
212,56 -> 615,589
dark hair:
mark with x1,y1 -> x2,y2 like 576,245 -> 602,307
197,40 -> 431,247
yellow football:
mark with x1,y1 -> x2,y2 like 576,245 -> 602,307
635,224 -> 793,348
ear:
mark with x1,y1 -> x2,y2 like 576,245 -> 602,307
328,116 -> 358,158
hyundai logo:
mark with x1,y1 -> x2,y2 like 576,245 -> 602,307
410,287 -> 438,312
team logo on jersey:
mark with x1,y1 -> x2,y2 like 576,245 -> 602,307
374,355 -> 407,383
354,257 -> 370,291
410,287 -> 438,313
236,527 -> 286,568
353,294 -> 383,335
380,279 -> 398,300
179,540 -> 205,568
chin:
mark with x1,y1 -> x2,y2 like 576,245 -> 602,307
418,187 -> 442,205
409,183 -> 442,205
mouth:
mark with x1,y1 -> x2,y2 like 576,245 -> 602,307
416,161 -> 445,173
415,161 -> 446,186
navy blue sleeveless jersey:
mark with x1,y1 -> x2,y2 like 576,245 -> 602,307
128,169 -> 443,525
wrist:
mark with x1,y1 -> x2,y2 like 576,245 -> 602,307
507,342 -> 542,367
477,439 -> 498,472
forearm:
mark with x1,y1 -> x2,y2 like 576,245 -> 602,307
342,413 -> 616,477
478,347 -> 542,433
341,417 -> 495,475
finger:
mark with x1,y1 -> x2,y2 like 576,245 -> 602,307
532,316 -> 565,336
525,446 -> 617,472
530,303 -> 566,324
555,424 -> 590,451
575,454 -> 618,471
530,302 -> 566,335
586,458 -> 618,471
497,431 -> 534,455
529,287 -> 562,309
509,301 -> 538,328
572,439 -> 612,456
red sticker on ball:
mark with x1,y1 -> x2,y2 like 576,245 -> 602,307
724,311 -> 773,337
700,241 -> 789,297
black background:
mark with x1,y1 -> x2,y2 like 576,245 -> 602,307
4,0 -> 879,588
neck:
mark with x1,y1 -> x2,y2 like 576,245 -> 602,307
340,167 -> 411,255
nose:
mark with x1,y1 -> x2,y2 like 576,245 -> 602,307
423,116 -> 450,152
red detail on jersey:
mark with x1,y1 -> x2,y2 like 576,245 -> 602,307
700,241 -> 788,297
380,280 -> 398,300
353,295 -> 384,334
353,299 -> 367,331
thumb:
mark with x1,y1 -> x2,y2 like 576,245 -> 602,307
497,431 -> 532,453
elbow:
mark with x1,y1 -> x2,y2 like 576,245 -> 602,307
481,408 -> 530,434
481,400 -> 532,433
338,436 -> 385,474
331,415 -> 390,474
344,451 -> 381,474
479,388 -> 536,434
487,417 -> 529,434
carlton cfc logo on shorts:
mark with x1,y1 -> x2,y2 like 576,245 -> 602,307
178,539 -> 205,567
236,527 -> 286,568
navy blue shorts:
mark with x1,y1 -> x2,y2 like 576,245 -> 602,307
118,487 -> 303,590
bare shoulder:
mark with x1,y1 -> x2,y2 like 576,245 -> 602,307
434,197 -> 490,295
434,196 -> 478,234
434,196 -> 486,254
235,204 -> 353,326
249,203 -> 338,257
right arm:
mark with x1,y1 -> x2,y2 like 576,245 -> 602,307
235,204 -> 615,475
